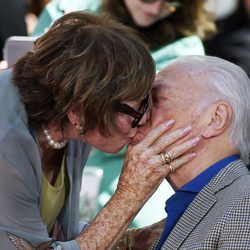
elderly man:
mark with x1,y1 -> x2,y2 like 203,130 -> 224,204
127,55 -> 250,249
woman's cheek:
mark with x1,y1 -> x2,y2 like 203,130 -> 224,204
116,115 -> 133,135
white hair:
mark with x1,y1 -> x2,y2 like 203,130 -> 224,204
173,55 -> 250,164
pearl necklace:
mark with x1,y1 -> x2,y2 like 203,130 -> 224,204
43,128 -> 68,149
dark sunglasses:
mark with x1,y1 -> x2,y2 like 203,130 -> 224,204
140,0 -> 182,7
115,94 -> 150,128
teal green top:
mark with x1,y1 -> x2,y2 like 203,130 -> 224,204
33,0 -> 205,228
33,0 -> 101,36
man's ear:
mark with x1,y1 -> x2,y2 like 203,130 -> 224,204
201,102 -> 232,139
67,108 -> 81,128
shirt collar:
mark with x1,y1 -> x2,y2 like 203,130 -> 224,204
179,154 -> 240,194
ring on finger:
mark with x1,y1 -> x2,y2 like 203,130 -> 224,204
161,150 -> 173,164
168,163 -> 175,172
160,153 -> 166,165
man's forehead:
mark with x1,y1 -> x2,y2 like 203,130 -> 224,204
154,65 -> 204,91
153,74 -> 203,105
153,76 -> 182,92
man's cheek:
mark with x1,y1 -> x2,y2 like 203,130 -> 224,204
151,109 -> 169,128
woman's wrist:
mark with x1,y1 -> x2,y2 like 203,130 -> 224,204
115,229 -> 134,250
114,188 -> 144,212
76,191 -> 138,249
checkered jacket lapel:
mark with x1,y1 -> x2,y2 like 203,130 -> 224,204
150,159 -> 247,250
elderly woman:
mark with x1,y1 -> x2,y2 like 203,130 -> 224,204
0,11 -> 198,249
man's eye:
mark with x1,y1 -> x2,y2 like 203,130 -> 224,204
152,96 -> 159,106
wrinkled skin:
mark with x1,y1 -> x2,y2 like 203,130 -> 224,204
6,121 -> 199,249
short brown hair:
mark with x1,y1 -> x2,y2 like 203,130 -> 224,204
13,11 -> 155,136
102,0 -> 216,51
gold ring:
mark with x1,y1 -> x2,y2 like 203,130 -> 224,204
169,163 -> 175,172
160,153 -> 166,165
161,150 -> 173,164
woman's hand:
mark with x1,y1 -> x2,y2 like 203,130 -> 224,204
76,120 -> 199,250
116,119 -> 199,206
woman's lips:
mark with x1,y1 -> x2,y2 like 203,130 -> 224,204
144,13 -> 154,18
143,10 -> 158,18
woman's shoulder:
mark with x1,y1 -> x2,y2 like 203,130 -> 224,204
33,0 -> 101,36
152,36 -> 204,57
0,70 -> 40,173
151,36 -> 205,72
55,0 -> 101,13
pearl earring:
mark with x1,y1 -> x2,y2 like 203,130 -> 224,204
79,125 -> 84,135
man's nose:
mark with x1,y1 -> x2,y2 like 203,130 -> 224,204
137,117 -> 152,136
138,110 -> 150,127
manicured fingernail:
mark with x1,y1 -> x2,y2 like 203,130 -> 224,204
165,119 -> 174,127
190,137 -> 200,145
188,152 -> 197,159
183,125 -> 192,134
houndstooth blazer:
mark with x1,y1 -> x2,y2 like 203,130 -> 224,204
150,159 -> 250,250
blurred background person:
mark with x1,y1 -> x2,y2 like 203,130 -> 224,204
204,0 -> 250,77
34,0 -> 215,72
32,0 -> 215,228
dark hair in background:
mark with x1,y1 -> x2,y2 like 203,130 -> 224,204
102,0 -> 216,51
204,0 -> 250,78
13,11 -> 155,136
28,0 -> 51,16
